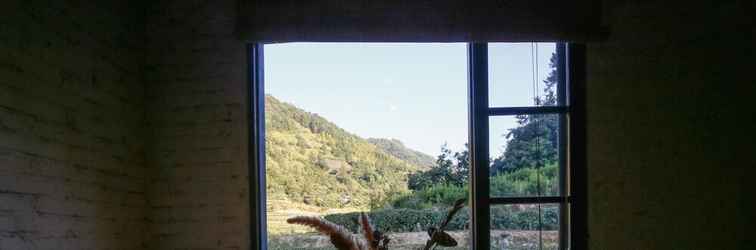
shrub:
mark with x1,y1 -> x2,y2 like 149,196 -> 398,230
490,164 -> 559,197
323,205 -> 558,233
392,165 -> 559,211
325,208 -> 471,233
390,183 -> 468,210
490,205 -> 559,231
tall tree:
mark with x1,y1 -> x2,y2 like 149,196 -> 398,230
491,52 -> 560,174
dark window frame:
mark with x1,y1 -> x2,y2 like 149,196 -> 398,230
468,43 -> 587,250
247,43 -> 587,250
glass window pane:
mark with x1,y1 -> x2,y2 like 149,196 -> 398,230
490,204 -> 561,250
488,43 -> 558,108
264,43 -> 470,249
489,115 -> 561,197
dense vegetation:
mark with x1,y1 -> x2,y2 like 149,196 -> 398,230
325,164 -> 559,232
395,164 -> 558,210
266,95 -> 428,208
325,205 -> 558,233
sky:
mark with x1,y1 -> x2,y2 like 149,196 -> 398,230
264,43 -> 555,157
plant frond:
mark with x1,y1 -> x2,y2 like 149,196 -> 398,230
440,198 -> 466,229
359,212 -> 377,250
287,216 -> 364,250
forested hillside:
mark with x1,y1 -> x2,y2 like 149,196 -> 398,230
367,138 -> 435,169
265,95 -> 422,208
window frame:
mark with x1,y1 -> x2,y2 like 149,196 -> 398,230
468,43 -> 587,250
247,42 -> 587,250
248,44 -> 267,250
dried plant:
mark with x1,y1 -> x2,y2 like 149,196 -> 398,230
286,216 -> 366,250
360,212 -> 376,247
287,214 -> 389,250
422,198 -> 467,250
288,198 -> 465,250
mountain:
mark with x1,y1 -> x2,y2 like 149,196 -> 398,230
367,138 -> 435,169
265,95 -> 421,208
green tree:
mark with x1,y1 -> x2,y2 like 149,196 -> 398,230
408,144 -> 469,190
491,52 -> 560,174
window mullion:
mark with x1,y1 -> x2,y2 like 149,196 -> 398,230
248,43 -> 267,250
557,42 -> 569,250
567,43 -> 588,250
490,196 -> 569,205
468,42 -> 491,250
488,106 -> 568,116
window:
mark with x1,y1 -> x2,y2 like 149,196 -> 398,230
468,43 -> 586,250
258,43 -> 471,250
248,43 -> 586,250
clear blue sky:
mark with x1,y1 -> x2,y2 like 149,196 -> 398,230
264,43 -> 555,157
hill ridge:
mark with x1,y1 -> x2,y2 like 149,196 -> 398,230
367,138 -> 435,169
